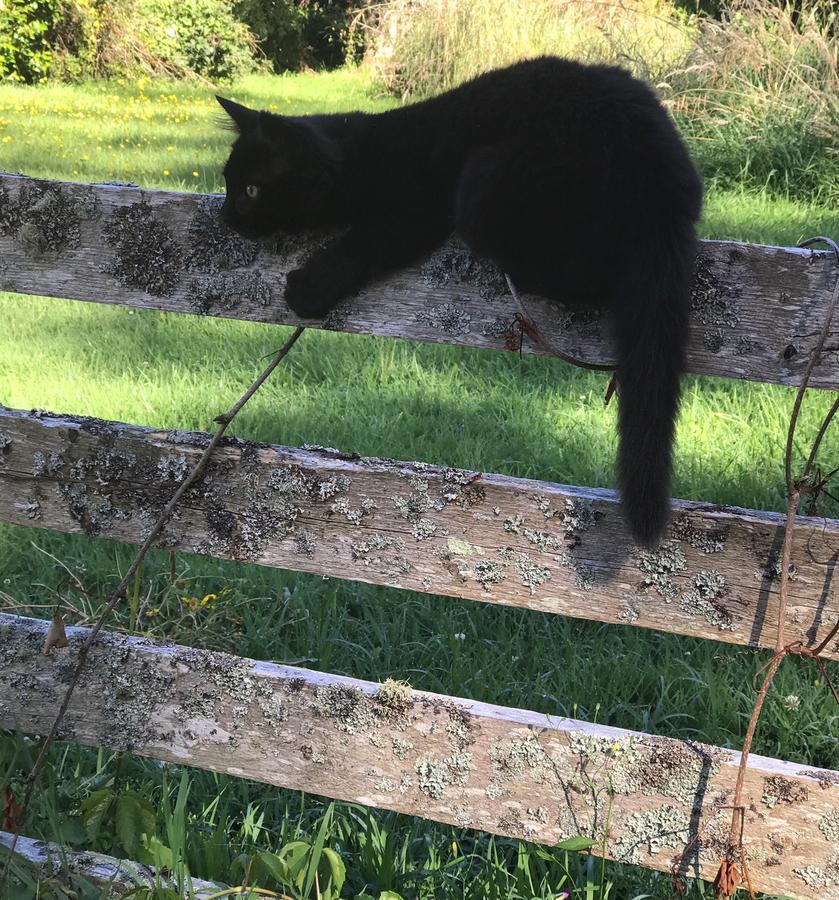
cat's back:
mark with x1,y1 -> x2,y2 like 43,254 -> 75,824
426,58 -> 645,117
423,56 -> 699,214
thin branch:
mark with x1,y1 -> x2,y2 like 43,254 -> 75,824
0,326 -> 305,889
811,617 -> 839,658
774,489 -> 800,653
804,396 -> 839,479
716,237 -> 839,897
786,237 -> 839,491
504,274 -> 615,372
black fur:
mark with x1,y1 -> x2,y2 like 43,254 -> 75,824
217,57 -> 703,546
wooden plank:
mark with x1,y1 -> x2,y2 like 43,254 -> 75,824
0,831 -> 221,897
2,614 -> 838,898
0,174 -> 837,390
1,406 -> 837,659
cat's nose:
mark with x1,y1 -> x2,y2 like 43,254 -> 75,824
219,199 -> 232,223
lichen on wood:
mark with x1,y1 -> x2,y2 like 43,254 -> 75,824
1,174 -> 836,389
1,613 -> 836,899
1,405 -> 837,659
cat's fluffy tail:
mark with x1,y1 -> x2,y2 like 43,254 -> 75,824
612,219 -> 696,547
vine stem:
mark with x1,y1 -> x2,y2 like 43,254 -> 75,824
716,237 -> 839,898
504,274 -> 615,372
0,326 -> 305,889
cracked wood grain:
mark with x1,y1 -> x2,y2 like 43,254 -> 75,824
0,174 -> 837,389
2,614 -> 838,898
1,406 -> 836,659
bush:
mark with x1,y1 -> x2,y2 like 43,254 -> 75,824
0,0 -> 63,82
138,0 -> 260,80
1,0 -> 359,81
303,0 -> 363,69
233,0 -> 305,71
4,0 -> 262,82
234,0 -> 362,72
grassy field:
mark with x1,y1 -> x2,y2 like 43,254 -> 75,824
1,69 -> 838,899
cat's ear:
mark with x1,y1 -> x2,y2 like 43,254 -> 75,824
259,113 -> 302,143
216,96 -> 259,133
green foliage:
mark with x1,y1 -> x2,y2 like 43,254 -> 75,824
302,0 -> 362,69
138,0 -> 259,80
81,784 -> 160,859
234,0 -> 361,72
233,0 -> 306,72
238,835 -> 347,897
357,893 -> 406,900
0,0 -> 265,83
556,837 -> 598,852
0,0 -> 62,83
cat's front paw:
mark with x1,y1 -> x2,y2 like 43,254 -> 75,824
284,266 -> 345,319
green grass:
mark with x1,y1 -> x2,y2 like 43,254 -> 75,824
1,68 -> 838,900
0,69 -> 394,192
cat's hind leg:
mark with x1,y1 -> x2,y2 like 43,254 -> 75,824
453,142 -> 614,304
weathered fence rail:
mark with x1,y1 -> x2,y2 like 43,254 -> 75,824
1,174 -> 837,389
0,831 -> 221,897
1,173 -> 837,899
1,405 -> 837,659
3,613 -> 839,899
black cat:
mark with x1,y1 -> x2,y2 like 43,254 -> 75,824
217,57 -> 703,547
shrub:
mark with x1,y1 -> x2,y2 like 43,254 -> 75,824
0,0 -> 63,82
7,0 -> 262,82
235,0 -> 362,72
48,0 -> 122,81
303,0 -> 363,68
233,0 -> 306,71
138,0 -> 260,80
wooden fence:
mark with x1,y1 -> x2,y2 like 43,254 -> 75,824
1,173 -> 837,898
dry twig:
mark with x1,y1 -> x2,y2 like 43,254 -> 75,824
504,274 -> 615,372
714,237 -> 839,898
0,326 -> 305,889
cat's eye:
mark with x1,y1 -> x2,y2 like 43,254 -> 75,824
245,184 -> 259,199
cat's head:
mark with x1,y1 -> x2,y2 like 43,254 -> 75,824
217,96 -> 342,237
